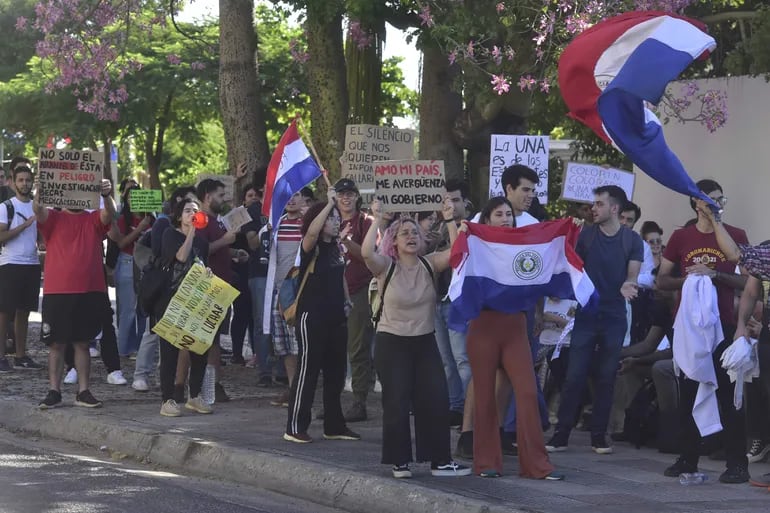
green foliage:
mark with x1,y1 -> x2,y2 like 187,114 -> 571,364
0,0 -> 38,81
380,56 -> 418,126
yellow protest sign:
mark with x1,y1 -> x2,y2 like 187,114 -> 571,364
152,263 -> 240,355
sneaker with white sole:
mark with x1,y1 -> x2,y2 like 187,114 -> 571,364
13,356 -> 43,370
39,390 -> 62,409
107,370 -> 127,385
283,432 -> 312,443
89,347 -> 100,358
747,439 -> 770,463
185,396 -> 213,414
132,378 -> 149,392
160,399 -> 182,417
75,390 -> 102,408
591,435 -> 613,455
392,464 -> 412,478
344,377 -> 353,393
63,368 -> 78,384
430,461 -> 472,477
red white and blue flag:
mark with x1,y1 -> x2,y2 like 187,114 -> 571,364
262,120 -> 322,228
447,219 -> 596,331
558,11 -> 716,205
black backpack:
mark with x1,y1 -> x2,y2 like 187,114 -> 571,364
0,199 -> 15,254
623,378 -> 659,449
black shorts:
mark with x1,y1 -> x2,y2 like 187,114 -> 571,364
0,264 -> 41,313
41,292 -> 103,345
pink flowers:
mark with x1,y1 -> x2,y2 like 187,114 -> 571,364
496,3 -> 505,14
419,6 -> 435,28
518,75 -> 537,92
15,16 -> 27,30
190,61 -> 206,71
289,39 -> 309,63
448,50 -> 457,65
166,54 -> 181,65
349,20 -> 373,50
491,74 -> 510,95
491,45 -> 502,66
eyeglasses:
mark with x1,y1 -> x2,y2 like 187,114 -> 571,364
646,238 -> 662,244
711,196 -> 727,207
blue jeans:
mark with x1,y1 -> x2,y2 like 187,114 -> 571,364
504,307 -> 549,432
434,301 -> 470,412
249,276 -> 273,378
555,311 -> 627,439
133,328 -> 159,381
115,253 -> 146,356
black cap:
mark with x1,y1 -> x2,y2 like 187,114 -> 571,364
333,178 -> 358,194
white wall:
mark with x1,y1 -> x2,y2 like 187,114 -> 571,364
633,75 -> 770,245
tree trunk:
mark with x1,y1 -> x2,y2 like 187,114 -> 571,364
305,1 -> 348,184
102,137 -> 113,184
418,44 -> 464,182
219,0 -> 270,191
346,17 -> 384,125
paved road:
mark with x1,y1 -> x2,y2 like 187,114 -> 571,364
0,431 -> 346,513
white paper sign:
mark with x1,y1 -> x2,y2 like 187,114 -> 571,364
222,205 -> 253,232
340,124 -> 416,194
561,162 -> 635,204
488,135 -> 549,203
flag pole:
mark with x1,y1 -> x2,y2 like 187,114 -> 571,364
295,115 -> 332,188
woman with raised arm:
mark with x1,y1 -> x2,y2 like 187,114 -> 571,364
361,198 -> 471,479
283,188 -> 360,444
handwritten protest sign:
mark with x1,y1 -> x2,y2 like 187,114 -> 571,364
340,124 -> 416,193
222,205 -> 253,232
561,162 -> 635,204
37,148 -> 104,209
374,160 -> 446,212
129,189 -> 163,212
488,135 -> 549,203
152,263 -> 240,355
196,174 -> 235,203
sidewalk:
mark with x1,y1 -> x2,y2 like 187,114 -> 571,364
2,333 -> 770,513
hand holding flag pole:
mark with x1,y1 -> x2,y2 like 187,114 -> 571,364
295,114 -> 332,189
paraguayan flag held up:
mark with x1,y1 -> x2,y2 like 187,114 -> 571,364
447,219 -> 596,332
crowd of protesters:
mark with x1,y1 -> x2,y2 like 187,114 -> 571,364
3,157 -> 770,488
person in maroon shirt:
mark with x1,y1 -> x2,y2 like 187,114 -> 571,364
334,178 -> 374,422
657,179 -> 750,484
196,178 -> 247,403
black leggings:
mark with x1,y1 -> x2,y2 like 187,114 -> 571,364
286,311 -> 347,436
159,339 -> 208,402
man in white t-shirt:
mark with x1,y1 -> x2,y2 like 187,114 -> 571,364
0,164 -> 43,372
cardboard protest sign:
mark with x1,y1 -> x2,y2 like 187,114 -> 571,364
340,124 -> 416,193
152,263 -> 240,355
374,160 -> 446,212
129,189 -> 163,213
37,148 -> 104,209
196,174 -> 235,203
561,162 -> 635,204
222,205 -> 252,232
488,135 -> 549,203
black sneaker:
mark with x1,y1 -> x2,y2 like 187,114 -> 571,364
664,456 -> 698,477
0,357 -> 11,373
747,439 -> 770,463
39,390 -> 62,409
455,431 -> 473,460
719,465 -> 750,484
13,355 -> 43,370
392,464 -> 412,479
591,434 -> 613,455
431,460 -> 472,477
75,389 -> 103,408
546,432 -> 569,453
323,428 -> 361,441
449,410 -> 463,429
215,382 -> 230,403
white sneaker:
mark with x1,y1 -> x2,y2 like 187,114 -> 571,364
132,378 -> 149,392
373,379 -> 382,393
63,368 -> 78,384
344,377 -> 353,393
89,346 -> 100,358
107,370 -> 128,385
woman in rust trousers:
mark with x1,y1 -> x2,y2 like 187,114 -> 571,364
466,197 -> 562,480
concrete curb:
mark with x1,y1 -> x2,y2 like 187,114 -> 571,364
0,399 -> 525,513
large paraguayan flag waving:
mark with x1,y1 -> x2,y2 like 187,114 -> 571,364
447,219 -> 596,332
262,119 -> 322,228
558,11 -> 716,205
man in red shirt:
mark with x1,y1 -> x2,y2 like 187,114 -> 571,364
657,179 -> 750,484
334,178 -> 374,422
196,178 -> 245,402
34,178 -> 116,409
